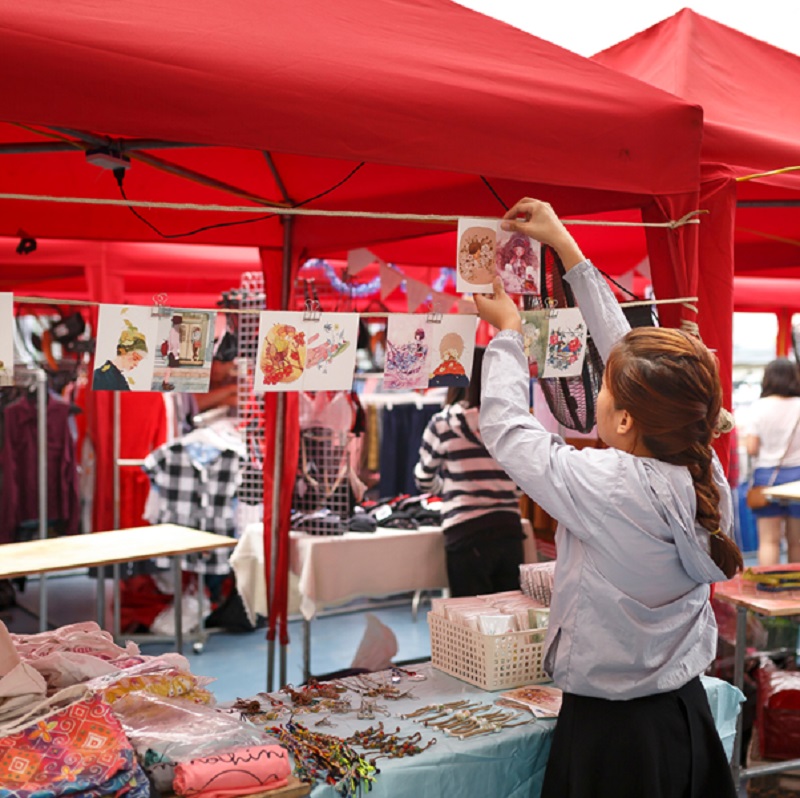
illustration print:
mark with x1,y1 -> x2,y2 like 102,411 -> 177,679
302,313 -> 359,391
93,304 -> 158,392
384,315 -> 430,391
495,229 -> 541,296
254,311 -> 359,392
151,310 -> 216,393
520,309 -> 549,379
256,313 -> 307,391
542,307 -> 587,379
428,315 -> 475,388
456,218 -> 497,293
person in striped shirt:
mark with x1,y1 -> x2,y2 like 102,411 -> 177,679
414,347 -> 524,597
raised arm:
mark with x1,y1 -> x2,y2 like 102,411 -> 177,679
474,199 -> 630,361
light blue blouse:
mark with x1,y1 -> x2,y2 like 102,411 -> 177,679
480,259 -> 731,700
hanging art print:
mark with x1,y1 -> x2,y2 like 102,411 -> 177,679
495,228 -> 541,296
93,304 -> 158,391
151,310 -> 216,393
384,315 -> 430,390
456,218 -> 497,293
0,293 -> 13,386
254,311 -> 358,392
520,309 -> 549,379
457,218 -> 542,296
427,315 -> 476,388
542,307 -> 587,379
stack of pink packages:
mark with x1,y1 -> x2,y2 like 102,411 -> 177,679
430,591 -> 549,635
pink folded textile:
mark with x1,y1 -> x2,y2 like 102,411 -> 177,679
173,745 -> 291,798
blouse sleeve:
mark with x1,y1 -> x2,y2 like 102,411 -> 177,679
480,330 -> 621,535
563,259 -> 631,362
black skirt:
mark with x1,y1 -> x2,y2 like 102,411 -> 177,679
541,676 -> 737,798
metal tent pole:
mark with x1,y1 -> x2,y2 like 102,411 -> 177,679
35,368 -> 48,632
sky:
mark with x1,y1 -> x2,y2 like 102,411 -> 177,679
454,1 -> 799,57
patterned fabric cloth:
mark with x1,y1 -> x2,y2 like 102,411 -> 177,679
143,441 -> 241,574
0,691 -> 149,798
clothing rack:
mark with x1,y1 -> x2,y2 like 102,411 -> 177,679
3,368 -> 49,631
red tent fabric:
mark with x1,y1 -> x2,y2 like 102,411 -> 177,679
594,8 -> 800,372
0,0 -> 706,653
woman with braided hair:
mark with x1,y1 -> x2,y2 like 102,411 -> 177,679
475,198 -> 741,798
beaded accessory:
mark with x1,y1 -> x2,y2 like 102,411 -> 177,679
267,720 -> 377,798
345,722 -> 437,761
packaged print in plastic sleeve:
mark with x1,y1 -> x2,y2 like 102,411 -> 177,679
499,684 -> 563,718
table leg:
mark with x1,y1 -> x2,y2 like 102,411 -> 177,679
173,558 -> 183,654
731,605 -> 747,785
303,618 -> 311,684
38,573 -> 48,633
96,565 -> 106,629
267,639 -> 276,693
112,563 -> 121,640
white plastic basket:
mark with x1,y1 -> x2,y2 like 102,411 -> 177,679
428,612 -> 549,691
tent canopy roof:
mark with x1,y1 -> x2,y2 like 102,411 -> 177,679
593,8 -> 800,184
0,0 -> 702,253
594,8 -> 800,281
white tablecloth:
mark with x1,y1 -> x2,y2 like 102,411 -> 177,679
232,524 -> 448,621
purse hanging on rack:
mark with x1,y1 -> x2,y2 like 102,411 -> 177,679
746,412 -> 800,510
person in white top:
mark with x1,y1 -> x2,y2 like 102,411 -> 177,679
744,358 -> 800,565
475,198 -> 741,798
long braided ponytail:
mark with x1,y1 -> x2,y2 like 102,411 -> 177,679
605,328 -> 743,578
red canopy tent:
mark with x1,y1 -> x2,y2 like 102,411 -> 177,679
594,8 -> 800,358
0,0 -> 705,679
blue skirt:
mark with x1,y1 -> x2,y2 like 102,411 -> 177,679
751,465 -> 800,518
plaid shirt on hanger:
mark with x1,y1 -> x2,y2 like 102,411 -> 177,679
143,441 -> 242,574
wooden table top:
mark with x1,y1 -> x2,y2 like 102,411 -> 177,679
715,564 -> 800,617
0,524 -> 237,580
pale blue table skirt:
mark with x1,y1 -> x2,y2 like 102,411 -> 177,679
302,663 -> 743,798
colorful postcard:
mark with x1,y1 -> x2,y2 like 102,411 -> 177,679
93,304 -> 158,391
384,315 -> 430,391
427,315 -> 476,388
150,310 -> 216,393
457,218 -> 542,296
499,684 -> 563,718
542,307 -> 587,379
301,313 -> 359,391
456,218 -> 497,293
0,293 -> 13,386
495,228 -> 542,296
520,309 -> 549,379
254,311 -> 359,393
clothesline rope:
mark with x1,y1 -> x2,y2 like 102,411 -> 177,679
12,293 -> 698,315
737,165 -> 800,182
0,192 -> 705,228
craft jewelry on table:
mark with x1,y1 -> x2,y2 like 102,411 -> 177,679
400,699 -> 476,719
344,722 -> 437,760
267,720 -> 378,798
